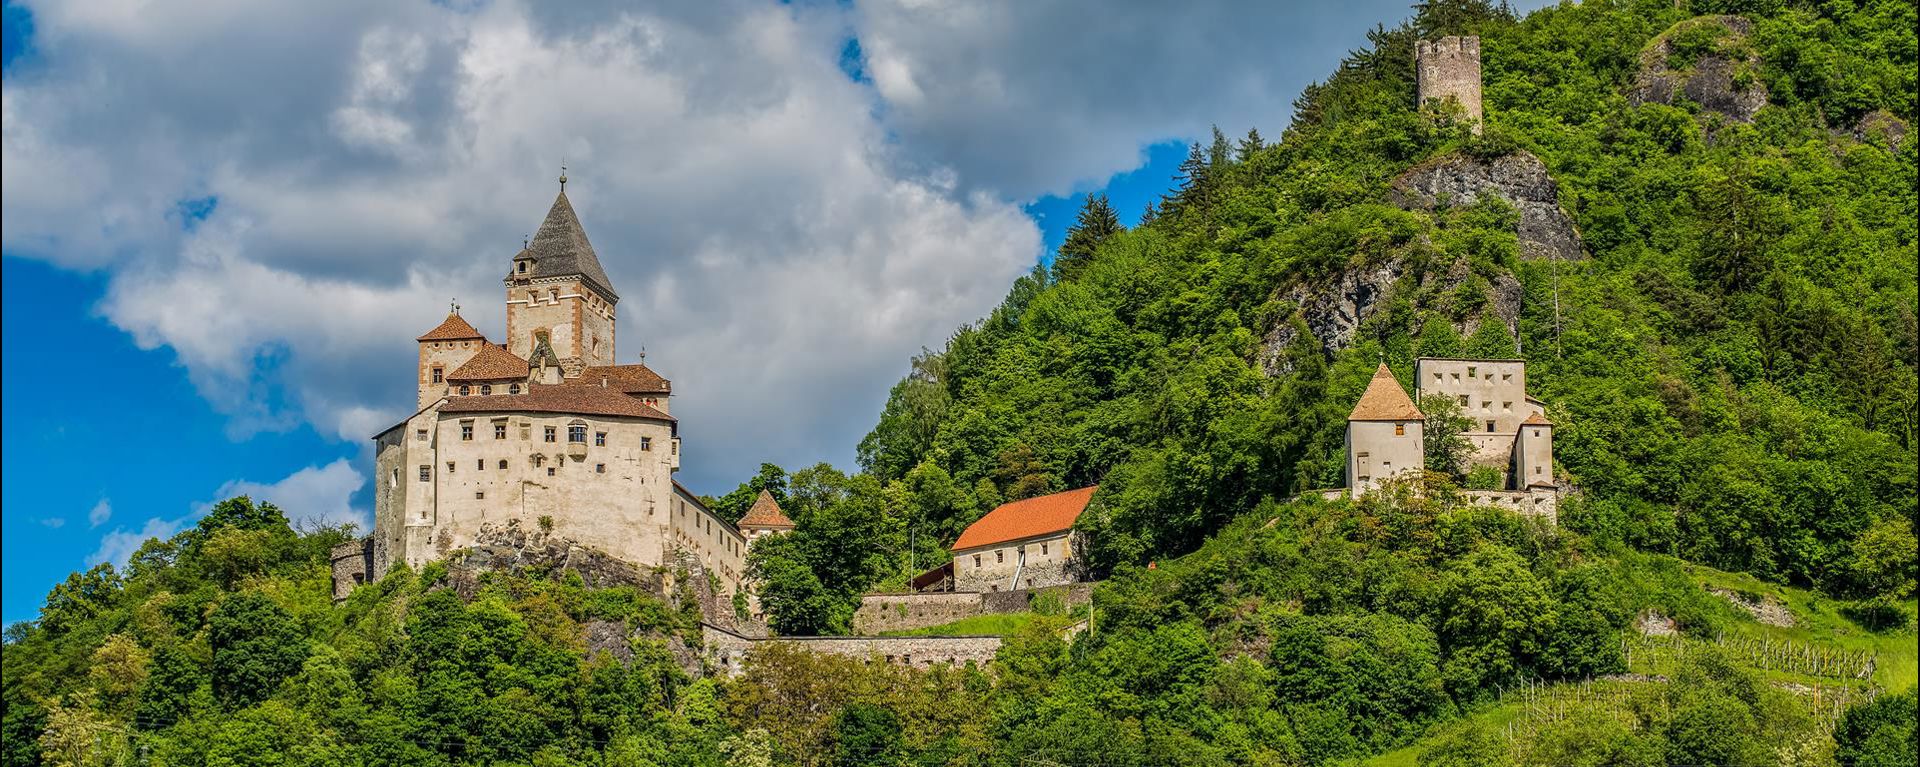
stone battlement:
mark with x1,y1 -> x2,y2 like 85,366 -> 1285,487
1416,35 -> 1481,58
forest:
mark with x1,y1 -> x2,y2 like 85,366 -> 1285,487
5,0 -> 1917,764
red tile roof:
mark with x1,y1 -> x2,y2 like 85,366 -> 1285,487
1349,364 -> 1424,421
438,383 -> 674,421
577,364 -> 671,394
738,490 -> 795,529
953,486 -> 1098,552
1521,411 -> 1553,426
448,343 -> 529,381
417,312 -> 486,341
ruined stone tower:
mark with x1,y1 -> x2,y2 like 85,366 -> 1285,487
1416,35 -> 1483,132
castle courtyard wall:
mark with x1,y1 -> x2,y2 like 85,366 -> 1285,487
701,624 -> 1002,676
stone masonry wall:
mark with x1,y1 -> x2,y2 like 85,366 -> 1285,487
329,538 -> 374,602
852,583 -> 1097,634
1416,36 -> 1483,126
702,623 -> 1001,677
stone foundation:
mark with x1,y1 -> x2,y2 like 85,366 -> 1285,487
851,582 -> 1095,634
702,623 -> 1001,676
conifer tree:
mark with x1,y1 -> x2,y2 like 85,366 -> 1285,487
1053,193 -> 1123,281
1236,127 -> 1265,162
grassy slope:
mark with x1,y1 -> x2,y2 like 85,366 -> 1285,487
1363,562 -> 1918,766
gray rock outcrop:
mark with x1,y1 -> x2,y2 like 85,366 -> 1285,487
1628,16 -> 1768,123
1390,150 -> 1585,262
1259,250 -> 1524,375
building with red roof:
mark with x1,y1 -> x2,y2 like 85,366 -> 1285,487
949,486 -> 1098,593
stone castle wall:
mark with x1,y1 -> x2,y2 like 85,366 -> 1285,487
1416,36 -> 1483,127
852,582 -> 1096,634
329,538 -> 374,602
701,623 -> 1002,676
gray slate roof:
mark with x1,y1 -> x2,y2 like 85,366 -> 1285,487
515,190 -> 619,301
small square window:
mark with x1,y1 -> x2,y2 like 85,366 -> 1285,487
1487,420 -> 1497,432
419,465 -> 431,482
1502,401 -> 1512,411
446,461 -> 455,473
1535,466 -> 1543,474
1502,374 -> 1512,382
595,432 -> 607,446
596,463 -> 606,474
416,429 -> 427,441
544,426 -> 557,443
495,423 -> 507,439
475,491 -> 484,500
547,467 -> 556,476
641,436 -> 653,451
498,459 -> 508,469
1467,366 -> 1476,377
1457,395 -> 1468,407
1395,423 -> 1406,436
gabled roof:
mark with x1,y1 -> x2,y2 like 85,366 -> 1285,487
448,343 -> 529,381
438,383 -> 673,421
417,312 -> 486,342
516,190 -> 618,301
1349,364 -> 1425,421
1521,411 -> 1553,426
578,364 -> 672,394
953,486 -> 1098,552
738,490 -> 795,530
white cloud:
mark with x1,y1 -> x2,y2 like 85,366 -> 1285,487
86,459 -> 368,567
211,458 -> 368,530
87,498 -> 111,528
39,517 -> 66,529
90,516 -> 189,568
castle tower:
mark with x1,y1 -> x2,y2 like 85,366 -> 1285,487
415,309 -> 487,409
1346,364 -> 1426,493
1415,35 -> 1483,132
737,490 -> 796,545
505,174 -> 619,377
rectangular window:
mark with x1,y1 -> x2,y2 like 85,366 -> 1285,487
996,551 -> 1004,564
446,461 -> 455,474
1467,366 -> 1476,377
595,432 -> 607,446
1458,395 -> 1469,407
415,429 -> 427,441
477,459 -> 485,471
495,422 -> 507,439
431,367 -> 444,383
1533,429 -> 1541,438
544,426 -> 557,443
973,555 -> 981,567
1487,420 -> 1497,432
460,422 -> 474,441
1041,543 -> 1048,555
1535,466 -> 1543,474
641,436 -> 653,451
568,425 -> 587,443
419,465 -> 430,482
1394,423 -> 1405,436
1357,451 -> 1370,458
547,467 -> 556,476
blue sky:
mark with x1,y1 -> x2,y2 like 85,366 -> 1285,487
0,0 -> 1513,624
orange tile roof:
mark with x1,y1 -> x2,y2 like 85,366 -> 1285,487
738,490 -> 795,529
1348,364 -> 1424,421
417,312 -> 486,341
1521,411 -> 1553,426
576,363 -> 672,394
448,343 -> 529,381
953,486 -> 1098,552
438,383 -> 674,421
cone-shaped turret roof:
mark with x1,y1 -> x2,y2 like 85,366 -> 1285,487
1348,364 -> 1424,421
738,490 -> 795,530
516,189 -> 618,301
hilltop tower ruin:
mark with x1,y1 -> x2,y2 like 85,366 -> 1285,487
1416,35 -> 1483,132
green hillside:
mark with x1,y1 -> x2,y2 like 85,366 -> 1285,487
5,0 -> 1917,765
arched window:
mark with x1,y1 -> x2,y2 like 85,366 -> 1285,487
517,261 -> 528,273
458,385 -> 471,396
498,459 -> 508,470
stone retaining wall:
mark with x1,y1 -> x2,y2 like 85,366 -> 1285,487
852,582 -> 1097,634
702,623 -> 1001,676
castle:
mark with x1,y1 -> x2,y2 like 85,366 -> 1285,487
330,176 -> 794,602
1416,35 -> 1483,131
1343,359 -> 1559,517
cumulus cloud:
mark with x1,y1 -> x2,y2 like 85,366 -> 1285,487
87,459 -> 367,567
90,516 -> 189,568
87,498 -> 111,528
851,0 -> 1421,198
4,0 -> 1040,488
210,458 -> 367,530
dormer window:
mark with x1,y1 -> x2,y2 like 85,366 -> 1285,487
458,385 -> 471,396
480,384 -> 492,395
517,261 -> 528,273
509,384 -> 521,394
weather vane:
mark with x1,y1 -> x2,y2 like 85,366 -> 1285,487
559,160 -> 568,192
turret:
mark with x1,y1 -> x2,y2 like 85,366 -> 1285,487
415,308 -> 487,409
505,172 -> 619,376
1346,364 -> 1426,493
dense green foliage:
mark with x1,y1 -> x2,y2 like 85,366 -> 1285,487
7,0 -> 1918,765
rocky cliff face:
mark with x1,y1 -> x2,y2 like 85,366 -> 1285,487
1390,150 -> 1585,263
1627,15 -> 1768,123
1259,251 -> 1522,375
